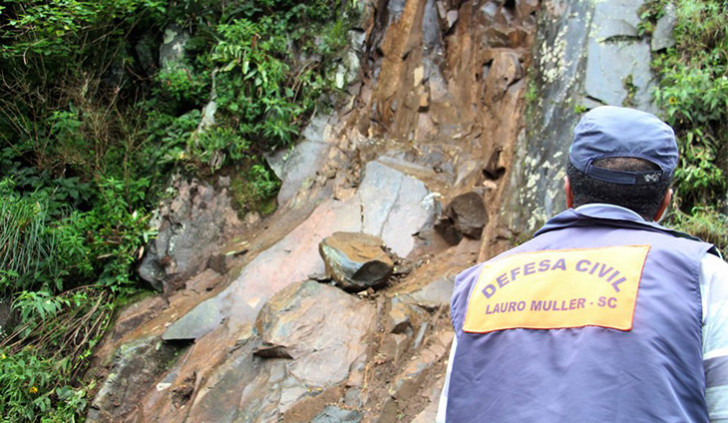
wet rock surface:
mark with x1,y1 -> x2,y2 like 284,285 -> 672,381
320,232 -> 394,292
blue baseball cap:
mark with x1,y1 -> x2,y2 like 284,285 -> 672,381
569,106 -> 678,185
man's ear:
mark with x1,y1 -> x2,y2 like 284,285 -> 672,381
565,176 -> 574,208
653,188 -> 672,222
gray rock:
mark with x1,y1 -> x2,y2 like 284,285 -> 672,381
137,239 -> 166,292
302,114 -> 335,143
591,0 -> 643,39
169,197 -> 362,341
88,336 -> 178,423
165,160 -> 432,342
584,38 -> 656,112
504,0 -> 660,235
407,275 -> 455,310
163,296 -> 224,341
348,30 -> 367,53
312,406 -> 363,423
359,161 -> 433,258
197,100 -> 217,131
651,2 -> 676,51
264,148 -> 289,180
446,10 -> 459,30
137,177 -> 242,293
480,2 -> 499,19
435,192 -> 487,244
584,0 -> 655,111
277,141 -> 331,206
423,0 -> 442,51
386,0 -> 407,25
319,232 -> 394,292
159,24 -> 190,69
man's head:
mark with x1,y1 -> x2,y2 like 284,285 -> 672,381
565,106 -> 678,221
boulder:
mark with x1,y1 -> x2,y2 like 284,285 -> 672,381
161,160 -> 433,341
319,232 -> 394,292
435,192 -> 487,244
388,295 -> 428,335
359,161 -> 433,257
159,24 -> 189,70
137,177 -> 242,293
406,275 -> 455,310
651,2 -> 676,51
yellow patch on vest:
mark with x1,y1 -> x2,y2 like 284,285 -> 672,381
463,245 -> 650,333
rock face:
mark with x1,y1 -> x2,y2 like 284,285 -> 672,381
276,140 -> 332,206
502,0 -> 662,250
319,232 -> 394,292
183,281 -> 375,423
87,336 -> 178,423
137,176 -> 242,293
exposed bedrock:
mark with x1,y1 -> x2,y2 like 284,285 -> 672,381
501,0 -> 661,257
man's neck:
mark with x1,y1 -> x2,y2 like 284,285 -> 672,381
574,203 -> 648,222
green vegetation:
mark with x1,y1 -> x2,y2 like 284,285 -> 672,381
640,0 -> 728,256
0,0 -> 357,420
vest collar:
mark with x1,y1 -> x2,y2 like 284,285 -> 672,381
534,204 -> 720,257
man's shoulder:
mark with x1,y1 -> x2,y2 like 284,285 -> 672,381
703,253 -> 728,277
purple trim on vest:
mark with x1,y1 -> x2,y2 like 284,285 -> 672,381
448,206 -> 713,423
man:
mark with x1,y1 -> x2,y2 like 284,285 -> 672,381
437,106 -> 728,422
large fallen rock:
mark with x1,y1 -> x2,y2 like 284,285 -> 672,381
358,160 -> 433,258
435,192 -> 487,244
319,232 -> 394,292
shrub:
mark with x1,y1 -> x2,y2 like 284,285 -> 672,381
643,0 -> 728,210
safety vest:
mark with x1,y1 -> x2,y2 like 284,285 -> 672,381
447,205 -> 715,422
